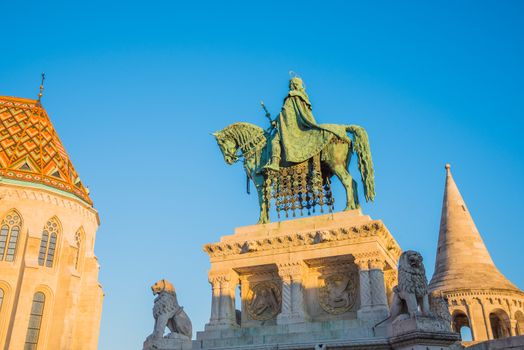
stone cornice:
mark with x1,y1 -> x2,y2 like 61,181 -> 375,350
442,288 -> 524,300
203,220 -> 401,262
0,183 -> 99,224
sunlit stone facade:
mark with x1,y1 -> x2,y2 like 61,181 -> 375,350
0,96 -> 103,349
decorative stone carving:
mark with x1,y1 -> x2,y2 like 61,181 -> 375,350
240,240 -> 258,253
144,279 -> 192,350
247,281 -> 281,320
430,292 -> 452,325
318,273 -> 357,314
198,211 -> 406,348
390,250 -> 432,320
203,221 -> 401,260
387,251 -> 460,348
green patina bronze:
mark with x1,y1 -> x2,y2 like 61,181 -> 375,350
214,77 -> 375,224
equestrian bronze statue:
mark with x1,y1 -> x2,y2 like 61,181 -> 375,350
214,76 -> 375,224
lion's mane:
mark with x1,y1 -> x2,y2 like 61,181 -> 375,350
396,251 -> 428,297
152,279 -> 180,319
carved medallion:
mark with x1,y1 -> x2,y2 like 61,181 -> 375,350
246,281 -> 281,320
318,273 -> 357,314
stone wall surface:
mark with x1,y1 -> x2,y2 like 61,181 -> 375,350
0,183 -> 103,350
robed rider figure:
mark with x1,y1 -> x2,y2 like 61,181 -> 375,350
264,76 -> 333,172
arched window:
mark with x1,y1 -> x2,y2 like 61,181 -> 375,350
452,311 -> 473,341
24,292 -> 45,350
38,217 -> 60,267
489,309 -> 511,339
0,209 -> 22,262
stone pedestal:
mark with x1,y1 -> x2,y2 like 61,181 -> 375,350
389,316 -> 460,350
197,210 -> 402,349
143,333 -> 192,350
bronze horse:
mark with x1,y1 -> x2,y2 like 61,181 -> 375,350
214,122 -> 374,224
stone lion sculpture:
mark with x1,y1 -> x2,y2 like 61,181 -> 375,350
389,250 -> 432,320
147,279 -> 192,341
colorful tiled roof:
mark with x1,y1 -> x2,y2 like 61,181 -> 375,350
0,96 -> 92,205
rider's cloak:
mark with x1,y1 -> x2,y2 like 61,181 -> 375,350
277,89 -> 333,163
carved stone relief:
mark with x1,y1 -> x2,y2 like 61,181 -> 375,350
247,281 -> 281,320
318,272 -> 357,314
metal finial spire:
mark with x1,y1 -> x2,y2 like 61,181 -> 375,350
37,72 -> 45,103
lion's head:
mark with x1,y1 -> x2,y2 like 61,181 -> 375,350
397,250 -> 428,296
151,279 -> 175,295
401,250 -> 424,270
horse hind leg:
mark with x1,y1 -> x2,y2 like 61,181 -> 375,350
323,143 -> 359,211
335,165 -> 359,211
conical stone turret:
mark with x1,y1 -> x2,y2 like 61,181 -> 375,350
429,164 -> 524,341
429,164 -> 519,292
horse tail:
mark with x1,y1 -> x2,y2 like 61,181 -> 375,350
346,125 -> 375,202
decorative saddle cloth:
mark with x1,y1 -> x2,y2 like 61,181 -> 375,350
264,154 -> 335,218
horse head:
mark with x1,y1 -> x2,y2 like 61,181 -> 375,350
213,130 -> 238,165
213,122 -> 266,165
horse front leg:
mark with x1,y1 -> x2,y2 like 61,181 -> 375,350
254,175 -> 269,224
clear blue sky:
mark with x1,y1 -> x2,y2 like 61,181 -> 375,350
2,1 -> 523,349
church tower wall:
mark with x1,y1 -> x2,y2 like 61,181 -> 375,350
0,183 -> 103,350
0,95 -> 103,350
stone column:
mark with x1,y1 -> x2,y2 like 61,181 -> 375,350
356,258 -> 372,318
206,271 -> 239,330
506,299 -> 517,337
510,319 -> 517,337
356,257 -> 389,321
208,275 -> 221,326
478,299 -> 492,340
277,262 -> 307,324
369,259 -> 388,310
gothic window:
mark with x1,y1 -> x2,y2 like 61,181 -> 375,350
24,292 -> 45,350
74,229 -> 84,271
38,218 -> 60,267
0,209 -> 22,262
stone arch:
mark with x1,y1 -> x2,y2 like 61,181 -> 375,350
38,216 -> 62,268
0,208 -> 23,262
489,308 -> 511,339
515,310 -> 524,336
452,310 -> 473,340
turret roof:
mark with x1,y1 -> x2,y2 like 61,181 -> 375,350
0,96 -> 92,205
429,164 -> 519,293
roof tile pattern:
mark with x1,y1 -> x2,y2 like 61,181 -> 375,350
0,96 -> 92,205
